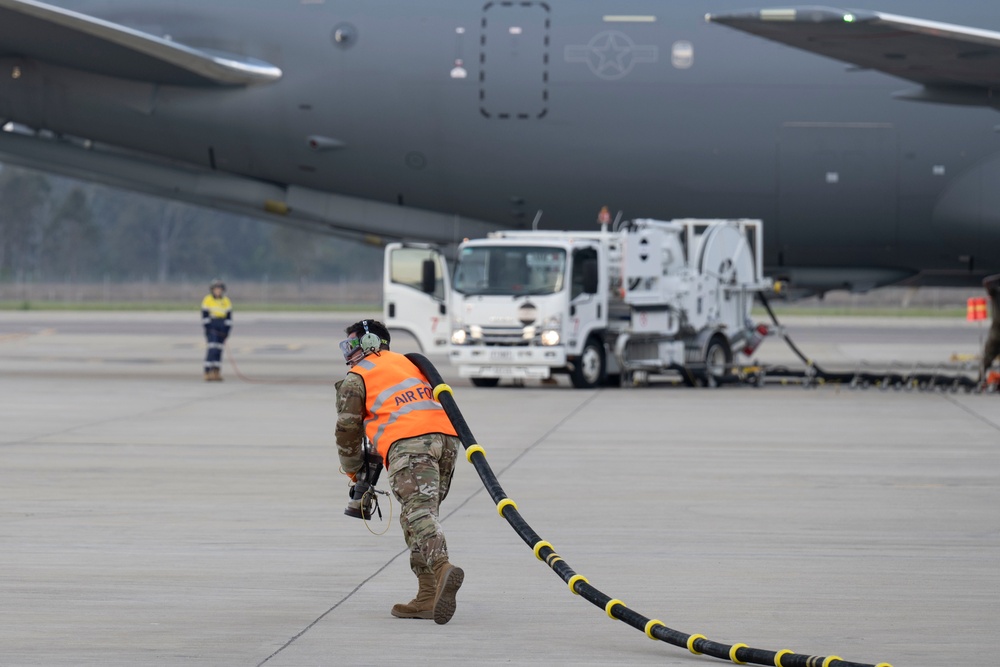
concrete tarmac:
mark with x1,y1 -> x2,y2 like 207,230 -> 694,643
1,312 -> 998,667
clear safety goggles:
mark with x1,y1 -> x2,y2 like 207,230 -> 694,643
339,337 -> 362,362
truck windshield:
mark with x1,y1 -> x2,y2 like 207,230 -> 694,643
453,246 -> 566,295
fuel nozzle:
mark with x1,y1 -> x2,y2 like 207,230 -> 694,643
345,478 -> 381,520
344,442 -> 384,520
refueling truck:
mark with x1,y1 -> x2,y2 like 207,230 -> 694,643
383,219 -> 773,388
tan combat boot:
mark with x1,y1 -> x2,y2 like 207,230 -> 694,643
213,368 -> 224,382
391,572 -> 436,619
204,370 -> 213,382
431,560 -> 464,625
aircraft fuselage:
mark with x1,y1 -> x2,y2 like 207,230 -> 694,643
1,0 -> 999,290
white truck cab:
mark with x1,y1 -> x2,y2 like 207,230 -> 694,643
384,219 -> 772,388
448,232 -> 617,387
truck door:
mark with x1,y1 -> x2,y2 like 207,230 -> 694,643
383,243 -> 450,354
568,245 -> 607,351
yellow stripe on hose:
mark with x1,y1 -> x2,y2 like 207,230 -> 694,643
729,643 -> 749,664
496,498 -> 517,517
604,599 -> 625,619
567,574 -> 589,595
687,634 -> 707,655
822,657 -> 842,667
532,540 -> 554,561
774,649 -> 793,666
644,619 -> 664,639
465,444 -> 486,462
545,553 -> 562,567
432,383 -> 453,401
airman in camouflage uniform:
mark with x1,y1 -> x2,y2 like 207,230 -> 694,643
983,274 -> 1000,383
335,319 -> 463,624
334,373 -> 367,472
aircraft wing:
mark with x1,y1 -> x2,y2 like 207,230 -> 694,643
0,129 -> 498,246
707,6 -> 1000,102
0,0 -> 280,86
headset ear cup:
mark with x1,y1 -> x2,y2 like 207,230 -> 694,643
360,332 -> 381,354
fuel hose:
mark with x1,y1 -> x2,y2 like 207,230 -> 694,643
406,353 -> 892,667
757,293 -> 979,391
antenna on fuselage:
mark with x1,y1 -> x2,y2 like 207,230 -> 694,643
532,210 -> 543,231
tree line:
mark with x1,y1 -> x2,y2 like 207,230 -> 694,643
0,164 -> 382,284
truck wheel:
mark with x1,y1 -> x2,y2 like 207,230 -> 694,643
570,338 -> 606,389
471,378 -> 500,388
703,336 -> 732,386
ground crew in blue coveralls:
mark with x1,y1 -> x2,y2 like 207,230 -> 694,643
335,319 -> 464,624
201,280 -> 232,382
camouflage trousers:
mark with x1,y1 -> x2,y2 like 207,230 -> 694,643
386,432 -> 460,577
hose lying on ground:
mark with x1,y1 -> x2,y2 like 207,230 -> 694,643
406,352 -> 892,667
756,293 -> 980,391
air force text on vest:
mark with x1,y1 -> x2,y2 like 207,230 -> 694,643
395,385 -> 434,406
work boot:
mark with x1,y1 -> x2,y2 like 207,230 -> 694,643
431,560 -> 464,625
213,368 -> 224,382
204,370 -> 213,382
391,573 -> 436,619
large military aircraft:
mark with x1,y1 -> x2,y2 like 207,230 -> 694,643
1,0 -> 999,293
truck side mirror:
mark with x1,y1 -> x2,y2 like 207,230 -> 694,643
582,259 -> 599,294
421,259 -> 436,296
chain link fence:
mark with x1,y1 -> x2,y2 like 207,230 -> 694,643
0,278 -> 382,308
0,279 -> 988,314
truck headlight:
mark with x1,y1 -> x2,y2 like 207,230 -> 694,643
540,314 -> 561,346
540,329 -> 560,346
451,329 -> 467,345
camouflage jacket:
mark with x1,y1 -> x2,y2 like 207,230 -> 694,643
335,372 -> 366,475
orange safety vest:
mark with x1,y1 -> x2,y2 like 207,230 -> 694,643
350,351 -> 457,465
